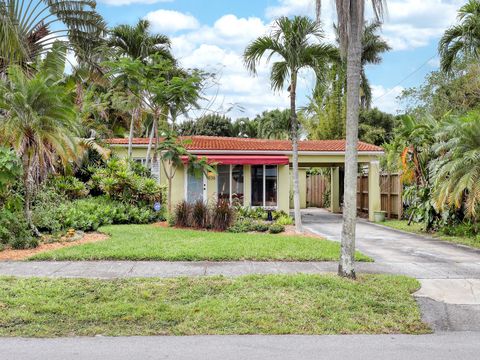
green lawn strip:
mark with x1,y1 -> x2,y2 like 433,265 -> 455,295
0,274 -> 429,337
30,224 -> 371,262
382,220 -> 480,249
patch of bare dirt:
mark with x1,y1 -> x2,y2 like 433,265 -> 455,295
0,232 -> 109,261
282,225 -> 324,239
152,221 -> 169,228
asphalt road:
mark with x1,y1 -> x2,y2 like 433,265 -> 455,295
2,333 -> 480,360
302,209 -> 480,332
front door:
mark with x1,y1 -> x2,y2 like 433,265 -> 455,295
186,171 -> 207,203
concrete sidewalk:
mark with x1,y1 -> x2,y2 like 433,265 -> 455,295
2,260 -> 480,279
0,260 -> 374,278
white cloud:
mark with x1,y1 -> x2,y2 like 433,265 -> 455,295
99,0 -> 172,6
379,0 -> 463,51
166,14 -> 292,118
371,85 -> 405,114
144,9 -> 199,33
266,0 -> 463,51
266,0 -> 315,18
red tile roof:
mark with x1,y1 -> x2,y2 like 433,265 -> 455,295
106,136 -> 383,152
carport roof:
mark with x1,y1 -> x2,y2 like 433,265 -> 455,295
107,136 -> 383,153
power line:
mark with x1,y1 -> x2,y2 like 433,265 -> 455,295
373,54 -> 438,102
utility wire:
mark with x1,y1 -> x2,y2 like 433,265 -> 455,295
373,54 -> 438,101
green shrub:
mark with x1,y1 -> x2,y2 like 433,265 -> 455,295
441,222 -> 478,237
252,222 -> 270,232
32,196 -> 162,233
0,208 -> 37,249
89,158 -> 164,205
227,218 -> 255,233
276,215 -> 294,226
47,176 -> 88,199
269,224 -> 285,234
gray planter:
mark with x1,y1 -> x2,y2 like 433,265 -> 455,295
373,211 -> 386,222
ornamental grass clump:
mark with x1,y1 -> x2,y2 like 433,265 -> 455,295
191,200 -> 209,229
174,201 -> 192,228
211,199 -> 235,231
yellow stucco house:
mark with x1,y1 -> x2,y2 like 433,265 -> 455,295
107,136 -> 384,220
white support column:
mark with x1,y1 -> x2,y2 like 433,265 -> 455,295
368,160 -> 381,221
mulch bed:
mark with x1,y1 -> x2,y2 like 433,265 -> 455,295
0,232 -> 109,261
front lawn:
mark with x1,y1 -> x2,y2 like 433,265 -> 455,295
0,274 -> 429,337
30,224 -> 371,261
382,220 -> 480,249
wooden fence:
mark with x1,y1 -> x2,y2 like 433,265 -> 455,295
357,172 -> 402,219
306,174 -> 329,208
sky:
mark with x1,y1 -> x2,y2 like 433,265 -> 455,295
93,0 -> 465,119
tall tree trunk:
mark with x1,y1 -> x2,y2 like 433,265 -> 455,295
290,71 -> 303,233
127,108 -> 136,159
338,2 -> 364,279
22,159 -> 40,237
168,176 -> 173,214
145,122 -> 155,168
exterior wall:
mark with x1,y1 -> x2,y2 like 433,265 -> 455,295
170,163 -> 185,207
243,165 -> 252,207
277,165 -> 290,213
206,167 -> 217,204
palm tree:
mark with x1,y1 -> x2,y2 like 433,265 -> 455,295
316,0 -> 386,278
439,0 -> 480,72
0,51 -> 79,235
431,113 -> 480,220
244,16 -> 334,233
0,0 -> 106,72
257,109 -> 291,140
109,19 -> 174,158
109,19 -> 173,63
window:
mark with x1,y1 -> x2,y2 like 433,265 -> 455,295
217,165 -> 244,204
265,165 -> 277,206
133,157 -> 159,181
232,165 -> 244,203
217,165 -> 230,201
251,165 -> 277,207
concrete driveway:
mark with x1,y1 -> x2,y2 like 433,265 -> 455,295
302,208 -> 480,331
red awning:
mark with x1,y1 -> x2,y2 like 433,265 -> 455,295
181,155 -> 289,165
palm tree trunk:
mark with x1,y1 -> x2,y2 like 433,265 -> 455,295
145,122 -> 155,167
22,158 -> 41,237
338,3 -> 364,279
168,176 -> 173,214
290,71 -> 303,233
127,108 -> 136,159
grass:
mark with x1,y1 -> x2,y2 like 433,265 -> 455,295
30,224 -> 371,262
382,220 -> 480,249
0,274 -> 430,337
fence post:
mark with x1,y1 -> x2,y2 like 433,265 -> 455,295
398,173 -> 403,219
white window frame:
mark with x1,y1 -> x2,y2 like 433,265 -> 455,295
251,165 -> 278,208
217,164 -> 245,205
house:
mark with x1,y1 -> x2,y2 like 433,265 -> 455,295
106,136 -> 384,220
